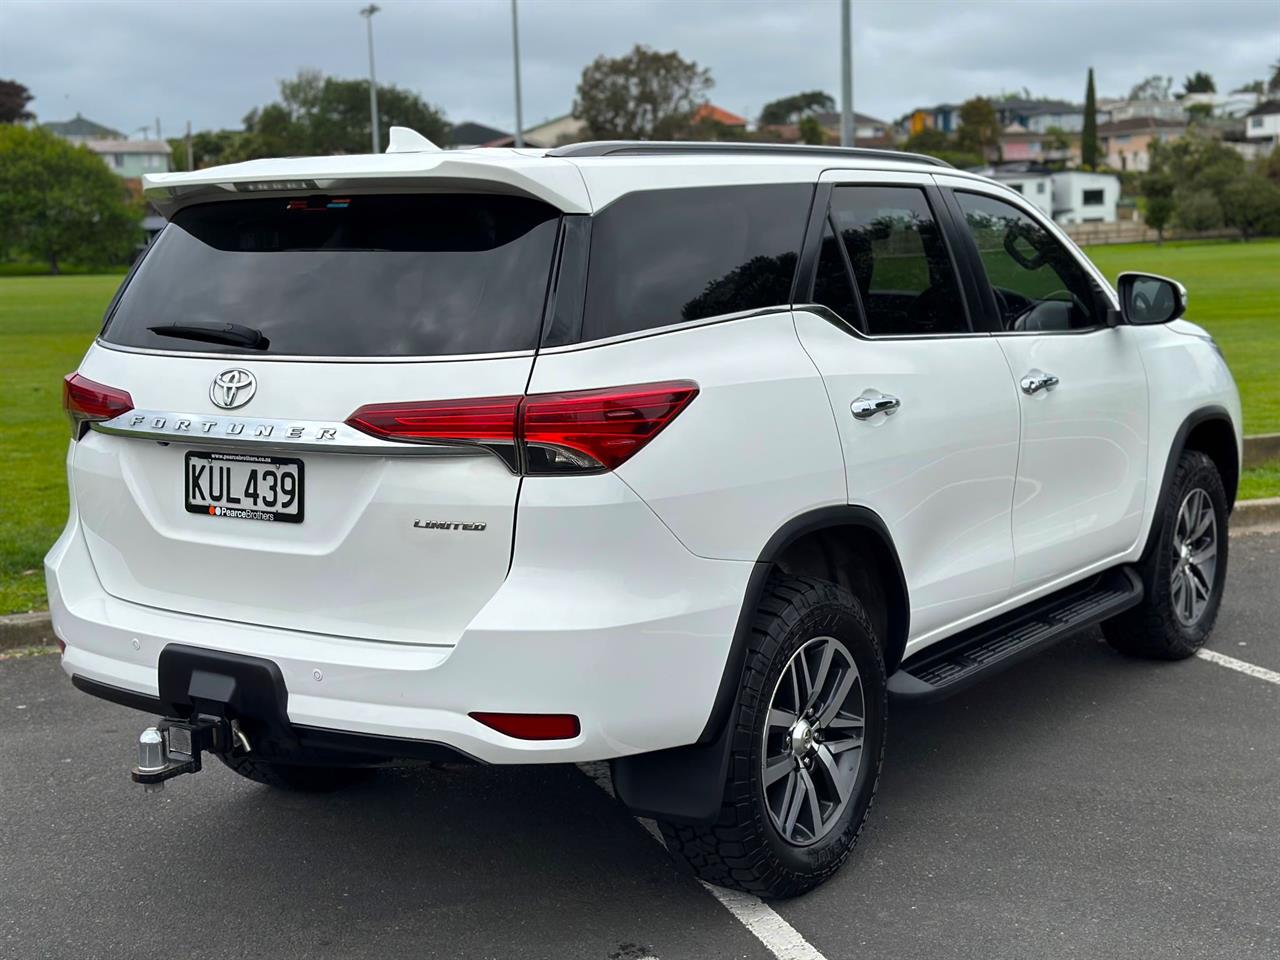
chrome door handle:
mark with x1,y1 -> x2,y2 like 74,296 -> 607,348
1020,370 -> 1060,395
851,389 -> 901,420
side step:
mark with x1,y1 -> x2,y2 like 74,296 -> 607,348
888,566 -> 1144,702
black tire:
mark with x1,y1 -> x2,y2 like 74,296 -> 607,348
1103,450 -> 1229,660
217,753 -> 376,792
658,574 -> 888,899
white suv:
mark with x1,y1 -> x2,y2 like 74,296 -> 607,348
48,135 -> 1242,898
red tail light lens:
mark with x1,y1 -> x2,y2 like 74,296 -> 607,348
63,373 -> 134,437
522,381 -> 699,472
469,712 -> 581,740
345,380 -> 698,474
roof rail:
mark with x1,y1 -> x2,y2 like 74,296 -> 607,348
546,140 -> 953,169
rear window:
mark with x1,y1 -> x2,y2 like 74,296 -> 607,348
580,184 -> 811,342
102,194 -> 561,357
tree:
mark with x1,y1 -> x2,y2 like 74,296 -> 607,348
1128,74 -> 1173,101
955,97 -> 999,159
1082,68 -> 1099,170
1270,61 -> 1280,96
797,115 -> 826,145
1182,72 -> 1216,94
1043,125 -> 1071,155
1174,189 -> 1223,231
1232,79 -> 1264,95
242,69 -> 449,155
574,45 -> 712,140
1220,174 -> 1280,241
0,79 -> 35,124
1141,171 -> 1176,243
759,91 -> 834,126
0,126 -> 140,272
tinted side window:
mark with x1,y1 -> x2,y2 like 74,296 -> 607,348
955,192 -> 1104,332
581,184 -> 810,341
812,219 -> 860,329
828,186 -> 968,336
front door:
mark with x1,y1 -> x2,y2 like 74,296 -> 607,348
792,176 -> 1022,646
943,186 -> 1149,592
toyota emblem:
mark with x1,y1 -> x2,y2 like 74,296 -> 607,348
210,368 -> 257,409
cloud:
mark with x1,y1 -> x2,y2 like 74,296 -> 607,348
2,0 -> 1275,137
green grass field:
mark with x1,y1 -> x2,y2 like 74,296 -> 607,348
1,239 -> 1277,614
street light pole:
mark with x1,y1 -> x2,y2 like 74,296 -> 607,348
360,4 -> 381,153
511,0 -> 524,148
840,0 -> 854,146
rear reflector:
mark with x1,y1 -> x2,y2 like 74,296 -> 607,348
63,373 -> 134,436
345,380 -> 698,474
469,712 -> 581,740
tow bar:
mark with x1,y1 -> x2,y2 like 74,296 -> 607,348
131,716 -> 248,792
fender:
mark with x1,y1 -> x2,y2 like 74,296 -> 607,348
1140,404 -> 1236,560
611,504 -> 908,824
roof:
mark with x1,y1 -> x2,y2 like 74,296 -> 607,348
1246,100 -> 1280,117
692,104 -> 748,126
812,111 -> 889,128
448,121 -> 510,146
43,113 -> 124,139
1096,116 -> 1188,135
83,139 -> 171,155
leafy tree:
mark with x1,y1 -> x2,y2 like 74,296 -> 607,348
955,97 -> 999,159
242,69 -> 449,155
1128,74 -> 1173,101
798,115 -> 826,145
1186,103 -> 1213,121
1220,174 -> 1280,240
1149,131 -> 1244,200
0,79 -> 35,123
903,127 -> 950,153
574,45 -> 712,140
1232,79 -> 1264,95
1270,61 -> 1280,96
1082,68 -> 1099,169
1182,72 -> 1216,94
0,126 -> 140,272
1174,189 -> 1222,231
1141,171 -> 1176,243
759,91 -> 834,126
1262,147 -> 1280,186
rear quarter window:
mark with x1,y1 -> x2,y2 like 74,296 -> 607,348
101,194 -> 561,358
580,184 -> 812,342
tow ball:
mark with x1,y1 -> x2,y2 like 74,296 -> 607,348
131,716 -> 249,792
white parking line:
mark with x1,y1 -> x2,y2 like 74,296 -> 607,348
578,762 -> 828,960
1196,648 -> 1280,685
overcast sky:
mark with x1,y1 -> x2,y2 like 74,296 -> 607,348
2,0 -> 1277,140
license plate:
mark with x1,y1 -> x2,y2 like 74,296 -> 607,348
185,451 -> 304,523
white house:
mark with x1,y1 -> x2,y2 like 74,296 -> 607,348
1244,101 -> 1280,151
986,168 -> 1054,216
1051,171 -> 1121,225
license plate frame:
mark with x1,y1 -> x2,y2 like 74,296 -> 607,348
184,450 -> 305,524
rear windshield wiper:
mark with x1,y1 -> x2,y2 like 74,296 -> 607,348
147,322 -> 270,350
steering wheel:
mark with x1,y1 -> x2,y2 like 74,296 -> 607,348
1009,289 -> 1091,331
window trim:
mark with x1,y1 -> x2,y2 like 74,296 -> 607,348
938,182 -> 1119,338
796,179 -> 981,340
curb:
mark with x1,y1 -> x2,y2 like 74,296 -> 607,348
4,499 -> 1280,652
1243,433 -> 1280,470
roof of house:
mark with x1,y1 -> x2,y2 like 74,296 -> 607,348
1246,100 -> 1280,117
449,122 -> 511,146
43,113 -> 124,139
693,104 -> 748,126
83,139 -> 171,155
1096,116 -> 1188,135
812,111 -> 889,128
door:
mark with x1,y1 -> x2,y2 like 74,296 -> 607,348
792,177 -> 1022,643
945,187 -> 1149,591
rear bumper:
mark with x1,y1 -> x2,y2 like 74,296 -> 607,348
47,473 -> 754,764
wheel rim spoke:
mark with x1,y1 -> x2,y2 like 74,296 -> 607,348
817,668 -> 858,727
768,706 -> 797,729
1171,487 -> 1218,627
764,753 -> 794,787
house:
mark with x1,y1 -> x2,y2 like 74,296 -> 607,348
980,164 -> 1055,217
903,103 -> 959,136
523,113 -> 586,147
998,124 -> 1079,165
1098,98 -> 1187,123
1096,117 -> 1187,172
1052,171 -> 1120,224
1244,100 -> 1280,152
448,121 -> 514,148
83,139 -> 170,177
1181,91 -> 1261,119
42,113 -> 124,144
692,104 -> 748,128
762,111 -> 893,147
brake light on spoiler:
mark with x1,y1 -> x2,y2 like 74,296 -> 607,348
346,381 -> 698,474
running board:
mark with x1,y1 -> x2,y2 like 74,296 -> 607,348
888,566 -> 1144,702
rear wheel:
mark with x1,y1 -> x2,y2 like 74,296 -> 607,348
658,575 -> 887,899
1103,450 -> 1229,659
217,753 -> 376,792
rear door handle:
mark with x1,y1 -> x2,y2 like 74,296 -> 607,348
1020,370 -> 1060,395
851,389 -> 901,420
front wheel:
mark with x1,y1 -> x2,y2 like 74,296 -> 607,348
658,575 -> 888,899
1103,450 -> 1229,659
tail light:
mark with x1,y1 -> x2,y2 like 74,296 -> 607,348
469,712 -> 581,740
346,380 -> 698,474
63,373 -> 134,438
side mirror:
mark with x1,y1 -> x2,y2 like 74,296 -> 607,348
1116,272 -> 1187,326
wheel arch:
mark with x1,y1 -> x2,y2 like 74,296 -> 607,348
1144,405 -> 1238,561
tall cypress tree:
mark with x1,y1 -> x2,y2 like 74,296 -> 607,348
1082,67 -> 1099,170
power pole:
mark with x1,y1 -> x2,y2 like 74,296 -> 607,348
511,0 -> 524,147
360,4 -> 382,153
840,0 -> 854,146
185,120 -> 193,171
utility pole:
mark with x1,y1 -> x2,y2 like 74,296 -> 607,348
360,4 -> 382,153
840,0 -> 854,146
511,0 -> 524,147
185,120 -> 193,171
155,117 -> 162,141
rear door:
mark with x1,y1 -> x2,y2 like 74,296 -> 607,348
72,192 -> 562,645
939,182 -> 1149,591
792,173 -> 1021,645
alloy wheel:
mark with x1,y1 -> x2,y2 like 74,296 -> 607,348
1170,487 -> 1218,627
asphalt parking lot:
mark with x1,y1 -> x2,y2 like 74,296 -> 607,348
2,531 -> 1277,960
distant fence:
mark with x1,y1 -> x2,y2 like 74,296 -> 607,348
1062,222 -> 1239,246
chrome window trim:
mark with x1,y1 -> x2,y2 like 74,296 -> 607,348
793,304 -> 991,342
536,305 -> 792,354
95,339 -> 536,365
